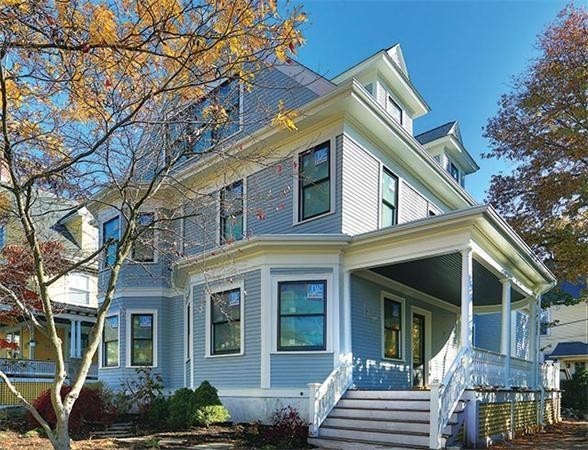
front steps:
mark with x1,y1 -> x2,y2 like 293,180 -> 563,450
308,390 -> 464,450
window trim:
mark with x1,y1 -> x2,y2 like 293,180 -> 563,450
386,94 -> 403,125
185,300 -> 193,363
218,179 -> 246,245
100,312 -> 120,369
101,214 -> 121,270
381,292 -> 406,362
125,309 -> 158,368
66,272 -> 91,305
205,281 -> 245,358
131,211 -> 158,264
379,166 -> 399,228
293,139 -> 336,225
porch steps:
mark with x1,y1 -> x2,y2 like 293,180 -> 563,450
309,390 -> 465,450
91,422 -> 134,439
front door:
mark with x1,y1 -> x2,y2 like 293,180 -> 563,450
412,313 -> 426,387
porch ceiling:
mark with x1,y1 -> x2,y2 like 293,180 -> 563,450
371,252 -> 525,307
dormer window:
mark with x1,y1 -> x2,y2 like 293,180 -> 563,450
386,95 -> 403,125
448,162 -> 460,182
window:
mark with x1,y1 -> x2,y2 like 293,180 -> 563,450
132,212 -> 155,262
540,309 -> 551,336
278,280 -> 326,351
299,142 -> 331,221
386,95 -> 403,124
130,313 -> 154,366
0,225 -> 5,248
102,216 -> 120,268
220,180 -> 244,243
448,161 -> 460,182
191,80 -> 241,153
210,288 -> 241,355
68,273 -> 90,304
383,297 -> 402,359
4,331 -> 21,359
381,168 -> 398,227
102,316 -> 119,367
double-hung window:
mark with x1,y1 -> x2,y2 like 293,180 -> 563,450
68,273 -> 90,304
130,313 -> 154,366
278,280 -> 326,351
210,288 -> 241,355
102,216 -> 120,268
132,212 -> 155,262
383,297 -> 402,359
102,316 -> 119,367
299,142 -> 331,221
381,168 -> 398,227
220,181 -> 244,243
386,95 -> 403,125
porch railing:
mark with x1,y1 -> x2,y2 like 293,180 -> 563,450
307,352 -> 353,437
471,348 -> 506,387
510,356 -> 534,388
541,361 -> 560,390
0,358 -> 98,381
429,346 -> 471,449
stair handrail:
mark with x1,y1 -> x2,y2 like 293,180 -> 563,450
307,352 -> 353,437
429,346 -> 471,449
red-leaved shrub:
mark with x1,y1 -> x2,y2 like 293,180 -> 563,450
28,386 -> 113,431
262,406 -> 309,448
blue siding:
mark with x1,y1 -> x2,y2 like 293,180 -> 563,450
350,274 -> 458,389
271,354 -> 333,387
191,270 -> 261,388
474,313 -> 501,353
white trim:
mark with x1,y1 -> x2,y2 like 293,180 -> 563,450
292,137 -> 337,226
410,306 -> 432,387
260,266 -> 271,389
98,287 -> 183,302
271,272 -> 334,354
205,280 -> 245,358
184,298 -> 193,364
125,309 -> 158,368
99,311 -> 121,369
380,291 -> 406,362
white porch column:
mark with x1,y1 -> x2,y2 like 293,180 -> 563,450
500,279 -> 512,387
343,270 -> 352,354
530,295 -> 540,389
76,320 -> 82,358
460,247 -> 474,388
69,319 -> 76,359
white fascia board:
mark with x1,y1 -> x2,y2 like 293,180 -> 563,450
448,136 -> 480,173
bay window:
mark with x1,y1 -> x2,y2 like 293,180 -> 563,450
130,313 -> 154,366
220,181 -> 244,243
210,288 -> 241,355
299,142 -> 331,221
381,168 -> 398,227
102,316 -> 119,367
383,297 -> 402,359
278,280 -> 326,351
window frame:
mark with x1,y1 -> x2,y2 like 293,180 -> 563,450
67,272 -> 91,305
277,279 -> 328,352
379,166 -> 399,228
101,313 -> 120,369
125,309 -> 158,368
386,94 -> 403,125
205,281 -> 245,358
381,292 -> 406,361
131,211 -> 158,263
219,179 -> 245,245
185,301 -> 192,363
296,140 -> 334,224
101,215 -> 121,269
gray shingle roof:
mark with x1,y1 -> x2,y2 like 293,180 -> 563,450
547,341 -> 588,358
415,121 -> 458,145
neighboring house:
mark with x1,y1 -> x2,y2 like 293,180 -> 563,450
94,45 -> 560,449
0,193 -> 99,406
541,298 -> 588,379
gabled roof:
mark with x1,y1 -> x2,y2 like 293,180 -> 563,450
415,121 -> 460,145
547,341 -> 588,358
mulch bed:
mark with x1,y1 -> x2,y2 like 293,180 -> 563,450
488,420 -> 587,449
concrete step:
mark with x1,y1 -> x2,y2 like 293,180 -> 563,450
309,436 -> 428,450
344,390 -> 430,400
319,426 -> 431,447
336,398 -> 430,410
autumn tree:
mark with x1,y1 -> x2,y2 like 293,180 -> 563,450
484,4 -> 588,305
0,1 -> 306,448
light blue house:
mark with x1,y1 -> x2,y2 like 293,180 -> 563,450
94,45 -> 561,449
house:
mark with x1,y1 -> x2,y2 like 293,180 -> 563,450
0,192 -> 99,406
540,295 -> 588,379
93,45 -> 561,449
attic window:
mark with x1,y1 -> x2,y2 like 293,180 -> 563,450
448,162 -> 460,182
386,95 -> 403,125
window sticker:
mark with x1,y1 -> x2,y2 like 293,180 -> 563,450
228,290 -> 240,307
139,316 -> 152,328
314,147 -> 328,166
307,283 -> 324,300
388,181 -> 396,193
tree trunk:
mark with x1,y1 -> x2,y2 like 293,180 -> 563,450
54,412 -> 71,450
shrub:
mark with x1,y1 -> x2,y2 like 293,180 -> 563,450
193,380 -> 222,408
194,405 -> 230,427
262,406 -> 308,449
28,386 -> 112,431
562,367 -> 588,414
167,388 -> 197,430
146,396 -> 170,430
120,368 -> 164,414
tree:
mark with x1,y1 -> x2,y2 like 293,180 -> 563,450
484,4 -> 588,305
0,1 -> 306,448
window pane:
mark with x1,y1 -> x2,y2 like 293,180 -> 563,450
384,300 -> 401,330
213,322 -> 240,354
212,290 -> 241,322
302,181 -> 330,220
104,316 -> 118,341
382,170 -> 397,206
133,213 -> 155,261
132,315 -> 153,339
103,217 -> 120,267
301,145 -> 329,184
280,316 -> 324,349
385,329 -> 400,359
105,342 -> 118,367
387,96 -> 402,124
381,204 -> 395,228
132,340 -> 153,365
279,282 -> 325,315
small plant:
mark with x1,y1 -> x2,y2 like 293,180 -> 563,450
193,380 -> 222,408
263,406 -> 309,449
194,405 -> 230,427
167,388 -> 197,430
23,429 -> 40,439
120,368 -> 164,414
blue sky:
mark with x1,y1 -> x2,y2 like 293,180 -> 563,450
295,0 -> 567,202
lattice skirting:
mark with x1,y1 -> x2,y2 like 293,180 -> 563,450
0,381 -> 53,406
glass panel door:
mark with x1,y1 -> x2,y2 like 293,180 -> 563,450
412,313 -> 425,387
